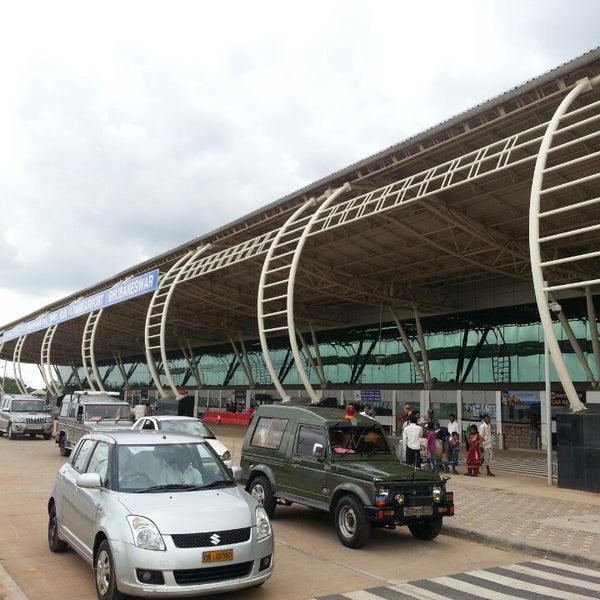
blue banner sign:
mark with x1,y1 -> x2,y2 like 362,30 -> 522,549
2,269 -> 159,341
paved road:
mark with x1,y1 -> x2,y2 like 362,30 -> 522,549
309,559 -> 600,599
2,425 -> 600,599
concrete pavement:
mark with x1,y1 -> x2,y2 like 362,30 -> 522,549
2,428 -> 599,599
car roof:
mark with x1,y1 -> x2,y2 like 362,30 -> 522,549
144,415 -> 200,422
254,404 -> 377,426
83,430 -> 209,445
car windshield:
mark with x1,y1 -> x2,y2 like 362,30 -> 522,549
12,400 -> 47,412
117,441 -> 232,493
86,405 -> 129,422
328,426 -> 391,455
159,419 -> 215,438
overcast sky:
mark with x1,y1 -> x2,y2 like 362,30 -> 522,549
2,0 -> 600,387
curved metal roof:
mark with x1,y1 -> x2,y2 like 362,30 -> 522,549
2,48 -> 600,374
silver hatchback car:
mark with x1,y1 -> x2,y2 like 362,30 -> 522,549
48,430 -> 273,599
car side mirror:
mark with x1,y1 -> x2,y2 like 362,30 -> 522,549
76,472 -> 103,489
229,466 -> 243,482
312,442 -> 324,458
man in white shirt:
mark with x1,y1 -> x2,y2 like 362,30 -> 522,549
447,413 -> 460,439
402,415 -> 423,467
479,414 -> 495,476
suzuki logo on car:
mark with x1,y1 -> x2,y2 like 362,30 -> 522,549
210,533 -> 221,545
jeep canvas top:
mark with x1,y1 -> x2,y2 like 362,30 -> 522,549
241,404 -> 454,548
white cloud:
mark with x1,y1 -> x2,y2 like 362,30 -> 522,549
1,0 -> 600,388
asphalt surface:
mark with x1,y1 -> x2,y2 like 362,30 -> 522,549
2,425 -> 600,599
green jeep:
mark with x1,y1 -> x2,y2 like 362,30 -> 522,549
240,404 -> 454,548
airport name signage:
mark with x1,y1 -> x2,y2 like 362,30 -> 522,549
3,269 -> 159,341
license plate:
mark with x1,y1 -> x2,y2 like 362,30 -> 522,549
202,549 -> 233,563
404,505 -> 433,517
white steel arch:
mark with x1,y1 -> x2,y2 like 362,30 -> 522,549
41,324 -> 61,395
258,183 -> 351,403
12,336 -> 28,394
529,74 -> 600,412
81,309 -> 104,391
144,245 -> 210,399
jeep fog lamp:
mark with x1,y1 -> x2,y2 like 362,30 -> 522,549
395,493 -> 405,505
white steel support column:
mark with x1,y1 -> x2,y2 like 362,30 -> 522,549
12,336 -> 28,394
586,287 -> 600,383
298,329 -> 326,389
113,353 -> 130,389
227,334 -> 255,387
181,342 -> 202,388
41,324 -> 61,395
145,246 -> 210,399
529,75 -> 600,412
81,309 -> 104,391
391,310 -> 425,382
258,183 -> 351,404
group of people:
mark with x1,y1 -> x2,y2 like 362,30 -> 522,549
399,405 -> 495,477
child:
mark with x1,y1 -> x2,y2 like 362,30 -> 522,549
449,431 -> 460,474
426,422 -> 439,473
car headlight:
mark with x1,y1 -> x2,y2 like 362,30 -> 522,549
433,485 -> 442,503
12,416 -> 25,423
45,416 -> 53,423
126,515 -> 165,550
221,450 -> 232,462
255,506 -> 272,541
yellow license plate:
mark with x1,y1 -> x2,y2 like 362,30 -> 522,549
202,549 -> 233,563
404,505 -> 433,517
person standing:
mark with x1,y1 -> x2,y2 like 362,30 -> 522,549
449,431 -> 461,474
530,414 -> 539,449
403,415 -> 423,468
447,413 -> 460,438
426,422 -> 439,473
466,424 -> 483,476
479,414 -> 495,476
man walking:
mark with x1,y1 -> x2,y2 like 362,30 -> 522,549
479,414 -> 495,476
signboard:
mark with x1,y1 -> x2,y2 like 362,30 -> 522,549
355,390 -> 382,403
2,269 -> 159,341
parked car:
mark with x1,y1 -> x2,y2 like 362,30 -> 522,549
48,430 -> 273,599
241,404 -> 454,548
55,390 -> 133,456
131,415 -> 232,467
0,394 -> 53,439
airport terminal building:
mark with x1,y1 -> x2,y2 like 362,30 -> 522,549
2,48 -> 600,448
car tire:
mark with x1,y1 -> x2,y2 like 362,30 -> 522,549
249,475 -> 277,518
7,424 -> 16,440
335,495 -> 371,549
44,433 -> 52,440
59,435 -> 71,457
95,539 -> 126,600
48,505 -> 68,553
408,516 -> 443,540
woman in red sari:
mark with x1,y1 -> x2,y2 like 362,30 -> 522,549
466,424 -> 483,476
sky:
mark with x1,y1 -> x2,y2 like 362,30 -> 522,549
2,0 -> 600,388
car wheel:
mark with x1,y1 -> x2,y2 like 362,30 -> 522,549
48,505 -> 68,553
7,424 -> 16,440
43,433 -> 52,440
335,495 -> 371,548
95,539 -> 126,600
59,435 -> 71,457
249,475 -> 276,518
30,433 -> 37,439
408,517 -> 443,540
